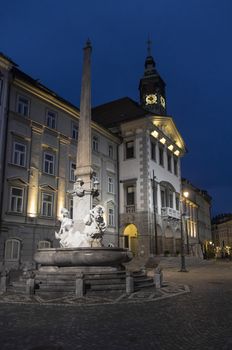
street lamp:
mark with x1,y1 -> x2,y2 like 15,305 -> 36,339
179,190 -> 189,272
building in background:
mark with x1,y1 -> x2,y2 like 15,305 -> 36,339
212,214 -> 232,258
182,178 -> 212,257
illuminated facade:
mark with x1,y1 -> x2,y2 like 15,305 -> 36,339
0,53 -> 119,270
212,214 -> 232,258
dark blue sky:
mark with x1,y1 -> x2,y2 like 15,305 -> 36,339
1,0 -> 232,215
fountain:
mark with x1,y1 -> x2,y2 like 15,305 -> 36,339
33,41 -> 132,291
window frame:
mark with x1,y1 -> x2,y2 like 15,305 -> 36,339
4,239 -> 20,261
12,141 -> 26,167
72,123 -> 79,140
46,110 -> 57,129
43,151 -> 55,175
17,95 -> 30,117
38,240 -> 51,249
108,176 -> 114,194
108,207 -> 115,227
92,135 -> 99,152
70,161 -> 76,182
9,186 -> 24,213
125,140 -> 134,159
41,192 -> 54,217
151,140 -> 156,161
167,152 -> 172,172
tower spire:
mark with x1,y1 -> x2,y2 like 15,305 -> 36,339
147,35 -> 152,57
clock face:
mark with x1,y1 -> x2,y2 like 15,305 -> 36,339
145,94 -> 158,105
160,95 -> 166,108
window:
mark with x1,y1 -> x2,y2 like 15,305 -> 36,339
108,145 -> 113,159
46,110 -> 56,129
159,146 -> 164,166
41,193 -> 53,217
17,96 -> 29,116
92,136 -> 99,152
38,240 -> 51,249
151,141 -> 156,161
12,142 -> 26,167
70,161 -> 76,182
126,141 -> 134,159
43,152 -> 55,175
108,207 -> 115,226
169,193 -> 173,208
108,176 -> 114,194
0,78 -> 3,105
10,187 -> 23,213
161,189 -> 166,207
167,152 -> 172,172
5,239 -> 20,260
176,195 -> 180,211
174,157 -> 178,176
72,124 -> 78,140
126,185 -> 135,205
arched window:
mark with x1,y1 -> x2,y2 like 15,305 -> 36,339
5,239 -> 20,261
38,240 -> 51,249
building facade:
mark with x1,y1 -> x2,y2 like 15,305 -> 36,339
0,53 -> 119,271
212,214 -> 232,258
181,178 -> 212,257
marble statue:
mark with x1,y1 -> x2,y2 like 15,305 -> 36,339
55,205 -> 106,248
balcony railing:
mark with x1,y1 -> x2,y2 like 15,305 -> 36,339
126,205 -> 135,213
161,207 -> 180,219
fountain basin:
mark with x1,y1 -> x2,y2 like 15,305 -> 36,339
34,247 -> 133,267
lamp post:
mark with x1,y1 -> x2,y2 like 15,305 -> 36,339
179,191 -> 189,272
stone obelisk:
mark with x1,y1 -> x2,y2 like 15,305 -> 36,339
73,40 -> 93,233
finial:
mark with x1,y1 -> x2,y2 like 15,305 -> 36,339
85,38 -> 92,49
147,34 -> 152,56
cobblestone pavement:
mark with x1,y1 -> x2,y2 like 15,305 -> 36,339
0,259 -> 232,350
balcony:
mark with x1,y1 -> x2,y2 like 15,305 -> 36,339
126,205 -> 135,213
161,207 -> 180,220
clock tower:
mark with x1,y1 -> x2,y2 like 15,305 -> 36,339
139,39 -> 166,115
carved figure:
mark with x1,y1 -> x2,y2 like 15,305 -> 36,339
83,205 -> 106,247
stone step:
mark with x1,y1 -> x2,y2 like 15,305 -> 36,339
89,283 -> 125,291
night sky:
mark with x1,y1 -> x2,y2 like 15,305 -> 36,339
1,0 -> 232,216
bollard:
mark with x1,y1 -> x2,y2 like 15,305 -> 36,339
126,271 -> 134,294
75,272 -> 84,298
154,267 -> 163,289
26,278 -> 35,295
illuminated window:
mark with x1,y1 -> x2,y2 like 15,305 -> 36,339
12,142 -> 26,167
126,141 -> 134,159
70,161 -> 76,182
72,124 -> 78,140
10,187 -> 24,213
5,239 -> 20,261
46,110 -> 57,129
41,193 -> 54,217
38,240 -> 51,249
17,96 -> 29,116
92,136 -> 99,152
108,176 -> 114,194
43,152 -> 55,175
